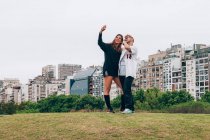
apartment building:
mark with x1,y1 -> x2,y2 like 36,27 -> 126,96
139,50 -> 166,91
58,64 -> 82,80
42,65 -> 56,79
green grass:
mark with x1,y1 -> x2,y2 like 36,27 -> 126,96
0,112 -> 210,140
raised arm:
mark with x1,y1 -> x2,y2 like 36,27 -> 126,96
98,25 -> 108,52
123,41 -> 137,54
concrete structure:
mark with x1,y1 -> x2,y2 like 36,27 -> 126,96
138,50 -> 166,91
0,78 -> 21,103
163,45 -> 183,91
0,85 -> 21,104
181,44 -> 210,100
25,75 -> 64,102
65,76 -> 73,95
21,84 -> 29,102
182,46 -> 196,98
3,78 -> 20,87
194,44 -> 209,99
58,64 -> 82,80
42,65 -> 56,79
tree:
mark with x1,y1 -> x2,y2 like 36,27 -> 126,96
158,90 -> 194,108
201,91 -> 210,103
134,89 -> 145,103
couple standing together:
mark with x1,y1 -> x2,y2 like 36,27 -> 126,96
98,25 -> 138,114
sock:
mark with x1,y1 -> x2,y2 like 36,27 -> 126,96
104,95 -> 112,110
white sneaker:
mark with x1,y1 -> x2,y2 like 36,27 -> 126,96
121,108 -> 133,114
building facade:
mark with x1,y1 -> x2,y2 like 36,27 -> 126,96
42,65 -> 56,79
58,64 -> 82,80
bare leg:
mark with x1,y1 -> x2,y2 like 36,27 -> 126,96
113,77 -> 123,90
104,76 -> 113,95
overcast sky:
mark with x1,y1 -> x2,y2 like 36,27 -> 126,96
0,0 -> 210,83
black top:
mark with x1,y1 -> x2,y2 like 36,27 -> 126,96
98,33 -> 121,77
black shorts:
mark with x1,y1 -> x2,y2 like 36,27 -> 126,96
103,70 -> 118,77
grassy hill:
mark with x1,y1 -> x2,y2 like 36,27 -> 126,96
0,112 -> 210,140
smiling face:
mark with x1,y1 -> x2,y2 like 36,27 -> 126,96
114,34 -> 123,44
124,34 -> 134,44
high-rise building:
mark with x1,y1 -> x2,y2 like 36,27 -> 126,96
0,78 -> 21,103
42,65 -> 56,79
3,78 -> 20,87
163,45 -> 183,91
26,75 -> 63,102
194,44 -> 209,99
138,50 -> 166,91
58,64 -> 82,80
21,84 -> 29,102
182,44 -> 210,100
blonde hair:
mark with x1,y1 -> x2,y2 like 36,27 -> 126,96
125,34 -> 134,45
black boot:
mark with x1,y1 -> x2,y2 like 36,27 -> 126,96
104,95 -> 115,113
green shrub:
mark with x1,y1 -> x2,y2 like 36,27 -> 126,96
168,101 -> 210,114
135,101 -> 151,110
37,95 -> 80,112
158,90 -> 194,109
111,95 -> 121,109
76,94 -> 105,110
134,89 -> 145,103
0,102 -> 16,115
17,101 -> 38,111
201,91 -> 210,103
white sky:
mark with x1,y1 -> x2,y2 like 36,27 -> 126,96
0,0 -> 210,83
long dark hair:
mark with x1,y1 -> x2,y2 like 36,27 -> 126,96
111,34 -> 123,52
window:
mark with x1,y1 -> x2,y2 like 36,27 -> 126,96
200,76 -> 204,81
205,81 -> 209,86
200,70 -> 204,75
196,82 -> 199,86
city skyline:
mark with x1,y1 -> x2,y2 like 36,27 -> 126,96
1,0 -> 210,83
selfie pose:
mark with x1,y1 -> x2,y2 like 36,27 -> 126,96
98,25 -> 123,113
119,34 -> 138,114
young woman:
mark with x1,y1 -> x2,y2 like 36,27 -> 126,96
119,34 -> 138,114
98,25 -> 123,113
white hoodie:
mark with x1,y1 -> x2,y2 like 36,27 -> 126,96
119,46 -> 138,78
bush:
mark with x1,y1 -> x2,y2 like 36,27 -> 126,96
111,95 -> 121,109
76,94 -> 105,111
143,88 -> 163,109
168,101 -> 210,114
201,91 -> 210,103
0,102 -> 16,115
17,101 -> 38,112
158,90 -> 194,109
135,101 -> 151,110
37,95 -> 80,112
134,89 -> 145,103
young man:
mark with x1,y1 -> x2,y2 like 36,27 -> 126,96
119,34 -> 138,114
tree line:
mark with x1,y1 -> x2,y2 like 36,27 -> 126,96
1,88 -> 210,115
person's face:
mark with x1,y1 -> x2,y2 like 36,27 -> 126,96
124,35 -> 133,43
114,35 -> 123,44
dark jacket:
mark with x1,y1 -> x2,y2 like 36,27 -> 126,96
98,33 -> 121,77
